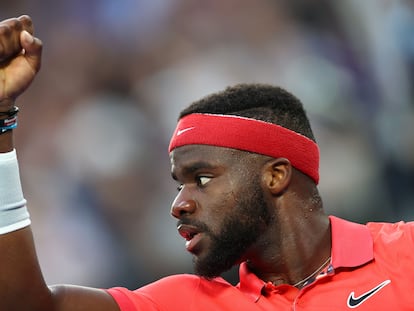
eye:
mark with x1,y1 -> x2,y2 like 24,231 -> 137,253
196,176 -> 211,187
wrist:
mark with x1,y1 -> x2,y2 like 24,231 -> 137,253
0,130 -> 14,152
0,106 -> 19,134
0,98 -> 15,113
0,104 -> 18,152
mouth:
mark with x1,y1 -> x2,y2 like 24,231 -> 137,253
177,224 -> 203,253
177,224 -> 199,240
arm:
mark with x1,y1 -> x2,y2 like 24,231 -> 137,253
0,16 -> 121,311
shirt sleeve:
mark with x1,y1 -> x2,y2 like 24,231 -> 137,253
107,286 -> 164,311
106,274 -> 202,311
107,287 -> 141,311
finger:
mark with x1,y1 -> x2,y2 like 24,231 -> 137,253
20,31 -> 42,72
17,15 -> 34,35
0,18 -> 23,62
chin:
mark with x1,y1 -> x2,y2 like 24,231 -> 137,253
193,255 -> 239,279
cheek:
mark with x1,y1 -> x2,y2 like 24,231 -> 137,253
200,190 -> 238,233
198,172 -> 255,231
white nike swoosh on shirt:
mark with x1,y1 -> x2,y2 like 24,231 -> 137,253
177,127 -> 195,136
347,279 -> 391,308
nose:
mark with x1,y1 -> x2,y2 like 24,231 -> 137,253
170,191 -> 197,219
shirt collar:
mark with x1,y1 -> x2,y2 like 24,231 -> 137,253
237,262 -> 264,302
237,216 -> 374,302
329,215 -> 373,268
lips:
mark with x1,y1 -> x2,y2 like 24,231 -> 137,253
177,224 -> 199,240
177,224 -> 203,253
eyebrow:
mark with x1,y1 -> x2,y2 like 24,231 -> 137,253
171,161 -> 218,180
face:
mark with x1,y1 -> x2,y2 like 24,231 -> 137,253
170,145 -> 272,278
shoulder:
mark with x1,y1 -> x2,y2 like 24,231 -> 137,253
140,274 -> 202,292
366,220 -> 414,263
366,220 -> 414,242
138,274 -> 232,296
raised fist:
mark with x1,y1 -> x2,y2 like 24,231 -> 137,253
0,15 -> 42,109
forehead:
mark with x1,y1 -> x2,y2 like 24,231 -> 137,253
170,145 -> 235,179
170,145 -> 269,179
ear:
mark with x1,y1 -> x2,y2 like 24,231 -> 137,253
261,158 -> 292,195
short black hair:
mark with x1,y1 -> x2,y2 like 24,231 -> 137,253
179,83 -> 316,142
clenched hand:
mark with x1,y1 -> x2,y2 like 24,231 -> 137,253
0,15 -> 42,109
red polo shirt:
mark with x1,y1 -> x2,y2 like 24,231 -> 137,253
107,216 -> 414,310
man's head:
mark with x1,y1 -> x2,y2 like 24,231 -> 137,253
169,83 -> 319,278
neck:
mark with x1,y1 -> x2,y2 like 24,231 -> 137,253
245,205 -> 331,287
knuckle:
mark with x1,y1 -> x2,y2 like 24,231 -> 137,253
0,25 -> 12,37
19,15 -> 32,24
19,15 -> 33,31
0,18 -> 23,33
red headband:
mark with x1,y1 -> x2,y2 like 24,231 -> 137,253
169,113 -> 319,184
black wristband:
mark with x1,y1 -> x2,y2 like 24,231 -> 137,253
0,106 -> 19,117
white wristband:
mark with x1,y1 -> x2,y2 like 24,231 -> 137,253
0,149 -> 30,234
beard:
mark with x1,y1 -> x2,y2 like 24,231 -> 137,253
193,183 -> 271,279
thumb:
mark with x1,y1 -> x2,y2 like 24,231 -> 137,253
20,30 -> 42,72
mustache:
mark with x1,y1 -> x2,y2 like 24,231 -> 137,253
177,218 -> 210,233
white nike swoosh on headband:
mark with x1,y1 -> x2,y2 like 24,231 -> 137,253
177,127 -> 195,136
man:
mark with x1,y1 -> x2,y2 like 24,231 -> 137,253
0,15 -> 413,311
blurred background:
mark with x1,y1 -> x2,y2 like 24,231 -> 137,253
1,0 -> 413,288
